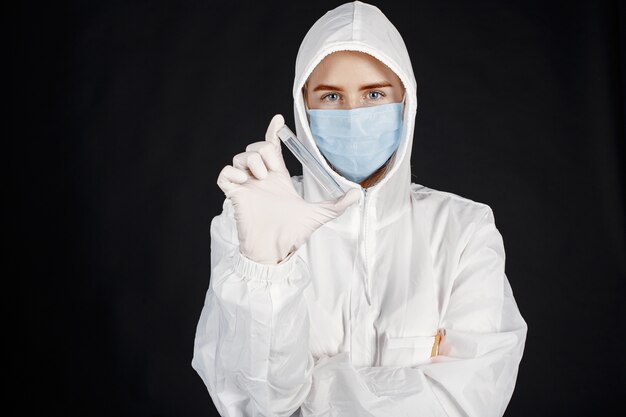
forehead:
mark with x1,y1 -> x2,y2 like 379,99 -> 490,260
307,51 -> 401,86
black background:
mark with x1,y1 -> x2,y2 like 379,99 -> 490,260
10,0 -> 625,416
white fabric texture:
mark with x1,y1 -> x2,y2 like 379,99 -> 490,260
192,1 -> 528,416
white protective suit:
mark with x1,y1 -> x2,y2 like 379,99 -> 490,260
192,1 -> 528,416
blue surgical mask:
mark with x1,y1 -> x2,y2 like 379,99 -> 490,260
306,100 -> 404,184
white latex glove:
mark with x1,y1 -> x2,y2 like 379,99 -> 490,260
217,114 -> 361,265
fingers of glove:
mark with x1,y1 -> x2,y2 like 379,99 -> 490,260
217,165 -> 249,196
245,141 -> 286,173
314,188 -> 362,220
265,114 -> 285,147
330,188 -> 362,214
232,151 -> 268,180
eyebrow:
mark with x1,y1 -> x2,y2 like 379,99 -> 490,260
311,81 -> 394,92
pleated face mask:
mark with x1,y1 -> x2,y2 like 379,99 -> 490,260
306,100 -> 404,184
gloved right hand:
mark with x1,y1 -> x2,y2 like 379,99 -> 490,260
217,114 -> 361,265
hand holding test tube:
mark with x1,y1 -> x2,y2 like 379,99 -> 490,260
216,114 -> 361,264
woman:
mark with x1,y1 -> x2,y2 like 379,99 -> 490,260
192,2 -> 527,416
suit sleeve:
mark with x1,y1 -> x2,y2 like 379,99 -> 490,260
300,207 -> 528,417
191,197 -> 315,417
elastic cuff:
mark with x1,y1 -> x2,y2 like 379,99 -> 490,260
233,249 -> 300,282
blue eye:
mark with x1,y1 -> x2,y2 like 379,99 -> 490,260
368,91 -> 383,100
322,93 -> 339,102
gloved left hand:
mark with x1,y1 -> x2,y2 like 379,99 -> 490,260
217,114 -> 361,265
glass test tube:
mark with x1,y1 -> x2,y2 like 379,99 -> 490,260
276,124 -> 346,200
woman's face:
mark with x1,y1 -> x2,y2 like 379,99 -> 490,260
304,50 -> 405,115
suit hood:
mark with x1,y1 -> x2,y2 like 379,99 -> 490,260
292,1 -> 418,224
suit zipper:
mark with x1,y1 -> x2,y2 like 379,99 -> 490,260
361,188 -> 372,306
